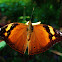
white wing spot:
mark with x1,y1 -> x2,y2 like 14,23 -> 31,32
60,32 -> 62,36
0,28 -> 1,31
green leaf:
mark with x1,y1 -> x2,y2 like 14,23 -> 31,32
0,41 -> 6,49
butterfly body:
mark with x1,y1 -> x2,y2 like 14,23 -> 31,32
0,21 -> 62,55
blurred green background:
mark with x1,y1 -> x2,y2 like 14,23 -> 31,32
0,0 -> 62,62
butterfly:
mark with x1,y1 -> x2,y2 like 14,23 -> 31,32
0,21 -> 62,55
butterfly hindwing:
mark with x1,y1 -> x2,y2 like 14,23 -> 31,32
0,23 -> 28,54
28,24 -> 62,55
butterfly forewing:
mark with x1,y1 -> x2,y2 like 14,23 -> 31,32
28,24 -> 62,55
0,23 -> 28,54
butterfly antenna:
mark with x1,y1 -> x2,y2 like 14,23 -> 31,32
30,7 -> 34,22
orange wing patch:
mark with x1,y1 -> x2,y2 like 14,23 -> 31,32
8,23 -> 28,54
28,24 -> 50,55
28,24 -> 61,55
2,23 -> 28,54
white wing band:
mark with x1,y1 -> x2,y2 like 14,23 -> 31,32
25,21 -> 41,25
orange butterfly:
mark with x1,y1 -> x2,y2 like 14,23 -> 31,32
0,21 -> 62,55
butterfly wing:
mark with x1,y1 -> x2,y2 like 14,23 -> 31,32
28,24 -> 62,55
0,23 -> 27,54
0,23 -> 62,55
